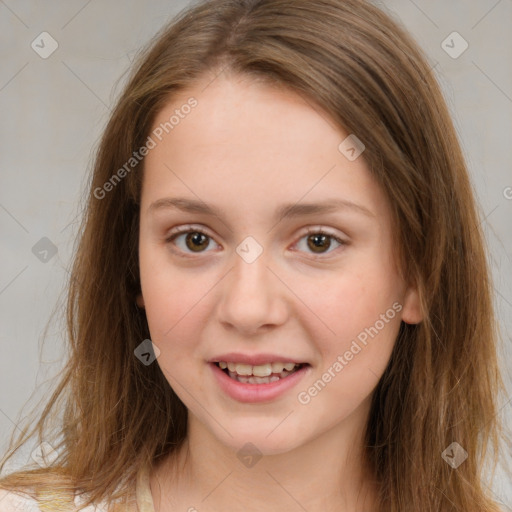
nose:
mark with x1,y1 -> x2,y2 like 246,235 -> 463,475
216,247 -> 289,336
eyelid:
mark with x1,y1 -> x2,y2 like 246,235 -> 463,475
165,224 -> 348,257
167,224 -> 213,238
294,225 -> 348,257
164,224 -> 219,259
302,225 -> 346,241
166,223 -> 218,245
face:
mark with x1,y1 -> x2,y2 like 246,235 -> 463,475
137,72 -> 421,455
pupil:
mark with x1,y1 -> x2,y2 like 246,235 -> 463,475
186,232 -> 208,252
185,233 -> 331,254
308,234 -> 330,253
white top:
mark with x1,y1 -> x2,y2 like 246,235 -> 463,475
0,464 -> 155,511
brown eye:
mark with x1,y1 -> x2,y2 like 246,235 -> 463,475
184,232 -> 210,252
306,233 -> 333,253
296,229 -> 346,256
166,228 -> 216,255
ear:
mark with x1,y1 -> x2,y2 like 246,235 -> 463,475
136,293 -> 145,309
401,285 -> 423,324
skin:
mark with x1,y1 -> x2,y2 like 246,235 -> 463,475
136,70 -> 422,512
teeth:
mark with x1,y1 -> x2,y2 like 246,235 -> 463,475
229,373 -> 282,384
227,370 -> 293,384
219,361 -> 299,376
275,362 -> 297,372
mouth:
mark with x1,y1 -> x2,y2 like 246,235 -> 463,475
213,361 -> 310,385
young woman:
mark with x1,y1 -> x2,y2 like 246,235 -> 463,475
1,0 -> 509,510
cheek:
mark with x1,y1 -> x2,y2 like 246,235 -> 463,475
141,274 -> 204,382
298,274 -> 401,415
306,267 -> 401,376
310,268 -> 399,336
139,252 -> 208,349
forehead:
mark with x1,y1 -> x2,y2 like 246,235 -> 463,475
140,72 -> 386,222
155,73 -> 339,151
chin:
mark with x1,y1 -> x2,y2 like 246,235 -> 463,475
210,424 -> 305,458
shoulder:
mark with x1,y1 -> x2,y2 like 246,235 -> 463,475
0,488 -> 111,511
0,463 -> 150,512
0,488 -> 41,511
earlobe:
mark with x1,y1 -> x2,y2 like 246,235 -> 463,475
401,286 -> 423,324
136,293 -> 145,309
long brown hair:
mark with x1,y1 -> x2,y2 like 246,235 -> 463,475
1,0 -> 509,510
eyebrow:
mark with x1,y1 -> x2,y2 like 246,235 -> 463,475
148,196 -> 375,220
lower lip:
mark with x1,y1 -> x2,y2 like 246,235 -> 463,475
209,362 -> 311,403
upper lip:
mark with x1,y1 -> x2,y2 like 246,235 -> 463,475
209,352 -> 309,366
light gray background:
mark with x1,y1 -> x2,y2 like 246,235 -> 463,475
1,0 -> 511,507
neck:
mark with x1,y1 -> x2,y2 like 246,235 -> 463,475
150,397 -> 379,512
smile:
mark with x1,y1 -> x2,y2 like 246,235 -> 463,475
215,361 -> 305,383
210,361 -> 311,403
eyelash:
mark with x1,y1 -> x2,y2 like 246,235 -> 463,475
165,225 -> 347,259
